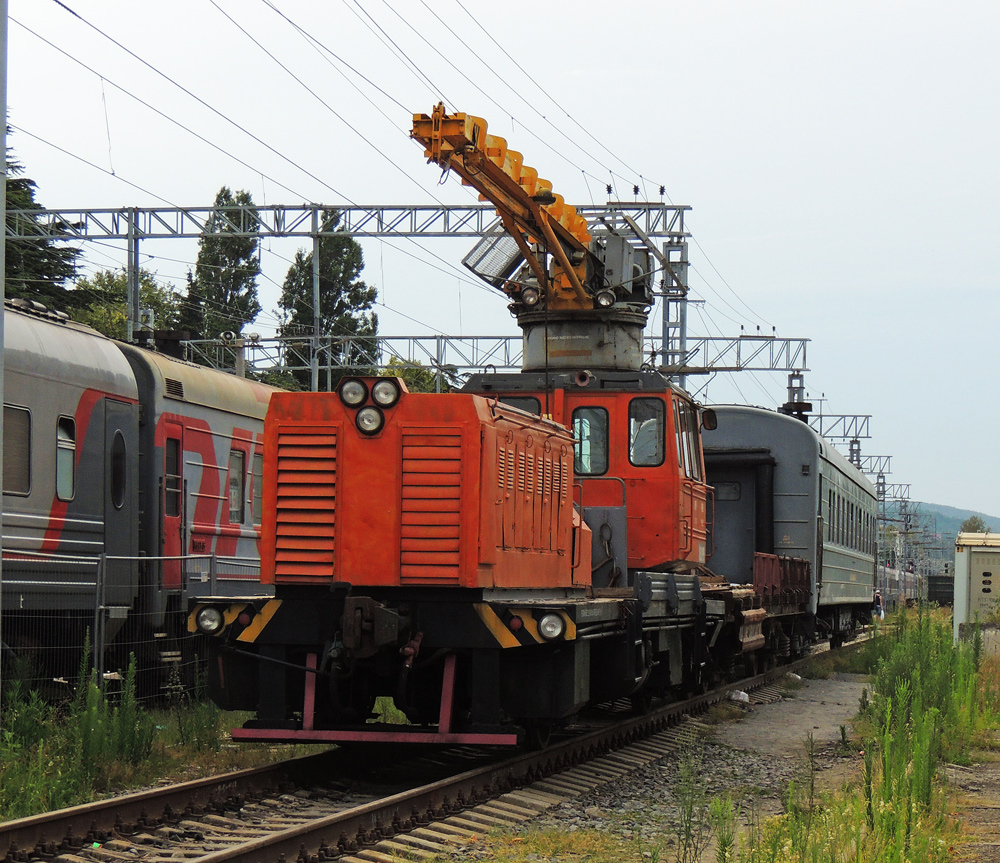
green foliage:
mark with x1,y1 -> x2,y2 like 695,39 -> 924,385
72,268 -> 183,339
960,514 -> 990,533
165,664 -> 222,750
670,747 -> 713,862
729,606 -> 993,861
0,654 -> 158,819
384,357 -> 442,393
182,186 -> 262,340
709,797 -> 738,863
5,150 -> 81,309
71,654 -> 157,778
277,209 -> 378,390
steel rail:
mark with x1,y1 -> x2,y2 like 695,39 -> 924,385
0,650 -> 835,863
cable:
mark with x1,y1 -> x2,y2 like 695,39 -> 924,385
418,0 -> 640,191
47,0 -> 355,201
261,0 -> 408,112
340,0 -> 450,106
451,0 -> 663,194
9,124 -> 179,206
210,1 -> 445,203
12,17 -> 310,202
689,232 -> 774,327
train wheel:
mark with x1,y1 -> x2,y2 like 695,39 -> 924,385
524,719 -> 553,750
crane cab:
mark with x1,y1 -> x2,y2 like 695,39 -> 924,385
461,368 -> 711,576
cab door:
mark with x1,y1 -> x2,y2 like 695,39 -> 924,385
673,400 -> 708,564
161,420 -> 184,589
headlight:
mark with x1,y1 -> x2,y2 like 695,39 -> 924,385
538,613 -> 566,640
371,378 -> 401,408
595,289 -> 616,308
339,378 -> 368,406
196,606 -> 224,634
356,406 -> 384,435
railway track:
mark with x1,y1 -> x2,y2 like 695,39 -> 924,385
0,658 -> 820,863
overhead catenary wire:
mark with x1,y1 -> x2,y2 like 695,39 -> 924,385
24,4 -> 500,317
340,0 -> 452,109
39,0 -> 777,380
421,0 -> 649,193
209,0 -> 451,205
11,17 -> 310,202
450,0 -> 663,195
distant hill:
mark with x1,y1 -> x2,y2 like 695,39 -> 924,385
900,501 -> 1000,551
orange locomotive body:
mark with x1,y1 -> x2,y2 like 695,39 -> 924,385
192,375 -> 727,746
261,384 -> 587,591
468,370 -> 710,573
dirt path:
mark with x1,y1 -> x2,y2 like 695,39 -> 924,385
724,673 -> 869,794
946,749 -> 1000,862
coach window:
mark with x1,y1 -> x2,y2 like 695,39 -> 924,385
3,406 -> 31,495
56,417 -> 76,501
111,431 -> 127,509
500,396 -> 541,415
229,449 -> 246,524
572,407 -> 608,475
629,398 -> 665,466
252,452 -> 264,523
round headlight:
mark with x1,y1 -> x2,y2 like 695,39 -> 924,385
371,378 -> 401,408
339,378 -> 368,407
538,613 -> 566,641
595,289 -> 616,308
356,406 -> 384,435
196,606 -> 224,634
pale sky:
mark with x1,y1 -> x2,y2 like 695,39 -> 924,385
8,1 -> 1000,516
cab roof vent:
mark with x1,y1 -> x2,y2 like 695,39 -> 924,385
164,378 -> 185,399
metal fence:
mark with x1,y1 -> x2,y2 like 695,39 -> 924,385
1,552 -> 270,702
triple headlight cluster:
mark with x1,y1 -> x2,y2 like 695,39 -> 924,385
339,377 -> 402,436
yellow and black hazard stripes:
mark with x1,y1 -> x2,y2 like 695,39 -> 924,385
473,603 -> 576,648
186,599 -> 283,641
236,599 -> 283,642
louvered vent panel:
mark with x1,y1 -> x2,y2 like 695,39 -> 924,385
274,430 -> 336,580
164,378 -> 185,399
400,431 -> 462,584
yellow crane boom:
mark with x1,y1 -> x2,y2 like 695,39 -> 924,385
412,103 -> 598,310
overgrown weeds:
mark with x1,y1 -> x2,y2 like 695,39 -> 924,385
0,651 -> 307,821
727,605 -> 992,861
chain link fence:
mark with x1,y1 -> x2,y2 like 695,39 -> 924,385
1,553 -> 270,702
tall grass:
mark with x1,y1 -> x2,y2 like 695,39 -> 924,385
728,606 -> 998,862
0,652 -> 215,820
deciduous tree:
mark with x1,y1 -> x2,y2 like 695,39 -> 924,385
960,514 -> 990,534
72,268 -> 182,340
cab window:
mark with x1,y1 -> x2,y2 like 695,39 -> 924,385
629,398 -> 665,466
499,396 -> 541,415
572,407 -> 608,475
674,401 -> 703,481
